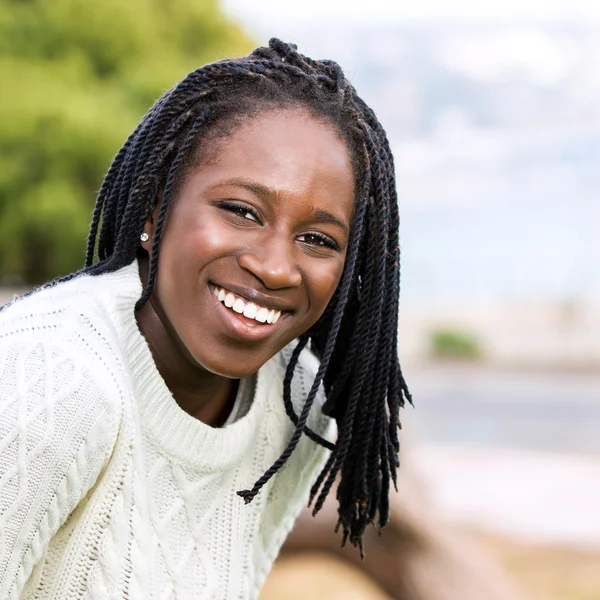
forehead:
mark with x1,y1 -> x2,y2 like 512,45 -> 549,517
190,108 -> 355,210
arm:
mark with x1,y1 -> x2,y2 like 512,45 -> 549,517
0,336 -> 120,599
281,470 -> 527,600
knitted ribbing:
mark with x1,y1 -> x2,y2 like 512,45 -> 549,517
0,262 -> 334,599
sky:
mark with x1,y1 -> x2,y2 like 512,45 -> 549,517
221,0 -> 600,304
223,0 -> 600,27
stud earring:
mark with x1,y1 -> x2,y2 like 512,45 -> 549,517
140,233 -> 149,242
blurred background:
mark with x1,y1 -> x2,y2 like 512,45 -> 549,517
1,0 -> 599,598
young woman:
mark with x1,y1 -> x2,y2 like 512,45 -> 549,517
0,39 -> 411,599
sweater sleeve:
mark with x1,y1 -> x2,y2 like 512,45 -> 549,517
0,334 -> 121,599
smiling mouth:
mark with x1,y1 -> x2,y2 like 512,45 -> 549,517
210,285 -> 282,325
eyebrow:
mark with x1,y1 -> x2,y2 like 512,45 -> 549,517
216,177 -> 350,234
222,178 -> 272,199
312,209 -> 349,234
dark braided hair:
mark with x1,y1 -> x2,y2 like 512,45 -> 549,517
81,39 -> 412,553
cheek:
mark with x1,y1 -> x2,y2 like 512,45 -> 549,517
154,215 -> 221,312
306,257 -> 347,317
160,210 -> 236,270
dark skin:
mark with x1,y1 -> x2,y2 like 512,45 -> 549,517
136,108 -> 355,426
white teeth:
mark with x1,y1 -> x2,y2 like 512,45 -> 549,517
243,303 -> 257,319
255,307 -> 269,323
213,285 -> 283,325
232,298 -> 245,313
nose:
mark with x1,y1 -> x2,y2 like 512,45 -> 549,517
237,235 -> 302,290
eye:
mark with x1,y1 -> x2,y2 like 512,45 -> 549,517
297,232 -> 339,251
219,201 -> 261,223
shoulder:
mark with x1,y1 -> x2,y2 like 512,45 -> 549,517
1,272 -> 103,340
0,281 -> 125,519
0,279 -> 126,598
0,312 -> 124,451
0,271 -> 133,430
251,342 -> 336,589
254,341 -> 335,485
263,341 -> 336,477
0,264 -> 140,370
272,341 -> 333,438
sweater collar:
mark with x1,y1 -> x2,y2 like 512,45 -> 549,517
99,261 -> 282,470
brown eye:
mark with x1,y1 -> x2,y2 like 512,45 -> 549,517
297,232 -> 339,251
220,201 -> 261,223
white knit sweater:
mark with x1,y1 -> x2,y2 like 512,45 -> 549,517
0,263 -> 334,600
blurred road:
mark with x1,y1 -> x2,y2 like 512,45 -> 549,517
403,366 -> 600,549
405,365 -> 600,455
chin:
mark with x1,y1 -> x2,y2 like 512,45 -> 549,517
184,329 -> 290,379
193,351 -> 266,380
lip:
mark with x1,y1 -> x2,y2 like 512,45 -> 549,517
210,282 -> 295,313
210,286 -> 286,342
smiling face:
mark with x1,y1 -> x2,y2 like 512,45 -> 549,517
142,108 -> 356,379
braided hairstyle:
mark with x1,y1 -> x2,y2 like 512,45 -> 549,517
82,39 -> 412,554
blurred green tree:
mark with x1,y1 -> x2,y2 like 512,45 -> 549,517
0,0 -> 252,283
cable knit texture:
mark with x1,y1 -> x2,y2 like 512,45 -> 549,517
0,263 -> 334,599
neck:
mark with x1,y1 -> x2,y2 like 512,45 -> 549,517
135,258 -> 238,427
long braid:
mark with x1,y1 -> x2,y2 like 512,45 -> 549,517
237,190 -> 368,504
348,131 -> 389,500
355,92 -> 414,428
354,131 -> 395,527
135,112 -> 209,309
56,38 -> 412,551
309,180 -> 374,513
85,133 -> 136,266
307,123 -> 398,547
282,337 -> 335,449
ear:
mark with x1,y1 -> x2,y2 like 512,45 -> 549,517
139,190 -> 163,252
